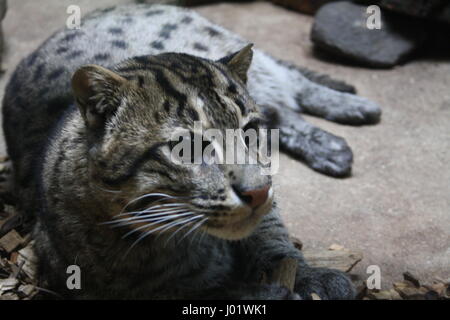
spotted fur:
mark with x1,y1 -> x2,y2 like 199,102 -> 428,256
1,4 -> 362,299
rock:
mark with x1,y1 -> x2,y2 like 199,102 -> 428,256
434,3 -> 450,24
355,0 -> 444,18
271,0 -> 337,15
311,1 -> 427,68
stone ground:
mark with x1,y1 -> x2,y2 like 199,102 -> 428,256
0,0 -> 448,288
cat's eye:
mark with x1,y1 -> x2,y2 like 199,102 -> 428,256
242,120 -> 261,149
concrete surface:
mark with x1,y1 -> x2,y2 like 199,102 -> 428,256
0,0 -> 448,288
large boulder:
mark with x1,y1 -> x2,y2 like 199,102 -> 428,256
270,0 -> 337,15
355,0 -> 445,18
310,1 -> 426,68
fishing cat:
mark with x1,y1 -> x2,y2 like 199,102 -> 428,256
1,4 -> 377,299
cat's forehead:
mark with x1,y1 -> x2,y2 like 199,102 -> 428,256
118,53 -> 258,131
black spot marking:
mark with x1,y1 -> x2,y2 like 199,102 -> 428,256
66,50 -> 83,59
164,101 -> 171,112
235,99 -> 246,115
181,16 -> 193,24
94,53 -> 110,61
159,23 -> 178,39
228,83 -> 238,94
33,64 -> 45,81
56,47 -> 69,54
108,27 -> 123,35
187,108 -> 200,121
193,42 -> 209,52
47,68 -> 65,81
137,76 -> 145,88
204,26 -> 221,37
153,111 -> 161,123
27,52 -> 39,66
111,40 -> 128,49
150,41 -> 164,50
60,31 -> 82,43
100,7 -> 115,14
145,9 -> 163,17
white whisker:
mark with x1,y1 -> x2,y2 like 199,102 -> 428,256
155,215 -> 204,241
115,203 -> 186,217
104,208 -> 189,225
178,217 -> 208,244
121,212 -> 195,238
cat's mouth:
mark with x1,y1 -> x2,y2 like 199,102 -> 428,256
203,192 -> 273,240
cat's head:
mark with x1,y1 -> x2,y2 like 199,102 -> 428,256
72,45 -> 274,240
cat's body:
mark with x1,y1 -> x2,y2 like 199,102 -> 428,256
1,4 -> 377,299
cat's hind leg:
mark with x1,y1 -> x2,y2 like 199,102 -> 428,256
250,51 -> 381,125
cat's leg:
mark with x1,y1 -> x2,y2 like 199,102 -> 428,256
248,51 -> 380,176
274,59 -> 357,94
250,51 -> 381,125
272,106 -> 353,177
235,207 -> 355,300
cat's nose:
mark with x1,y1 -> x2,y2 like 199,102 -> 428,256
233,184 -> 271,209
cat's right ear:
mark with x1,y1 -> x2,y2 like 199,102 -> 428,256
72,65 -> 127,130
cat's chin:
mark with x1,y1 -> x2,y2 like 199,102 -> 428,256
203,199 -> 273,241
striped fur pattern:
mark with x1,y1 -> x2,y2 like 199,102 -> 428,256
1,4 -> 361,299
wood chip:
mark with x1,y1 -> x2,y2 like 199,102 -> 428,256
328,243 -> 346,251
303,248 -> 363,272
0,293 -> 19,300
18,284 -> 36,297
17,242 -> 37,279
0,229 -> 24,253
393,282 -> 428,300
311,293 -> 321,300
263,257 -> 298,291
290,236 -> 303,251
0,277 -> 19,293
367,290 -> 393,300
403,271 -> 420,288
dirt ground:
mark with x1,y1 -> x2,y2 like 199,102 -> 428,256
0,0 -> 448,289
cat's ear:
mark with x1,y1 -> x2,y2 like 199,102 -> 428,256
72,65 -> 127,129
218,44 -> 253,83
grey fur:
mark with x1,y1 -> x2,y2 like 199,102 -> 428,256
2,4 -> 359,299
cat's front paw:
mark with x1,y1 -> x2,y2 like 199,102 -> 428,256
295,268 -> 355,300
303,127 -> 353,177
324,94 -> 381,125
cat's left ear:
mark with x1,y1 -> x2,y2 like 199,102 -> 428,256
72,65 -> 127,130
218,44 -> 253,83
